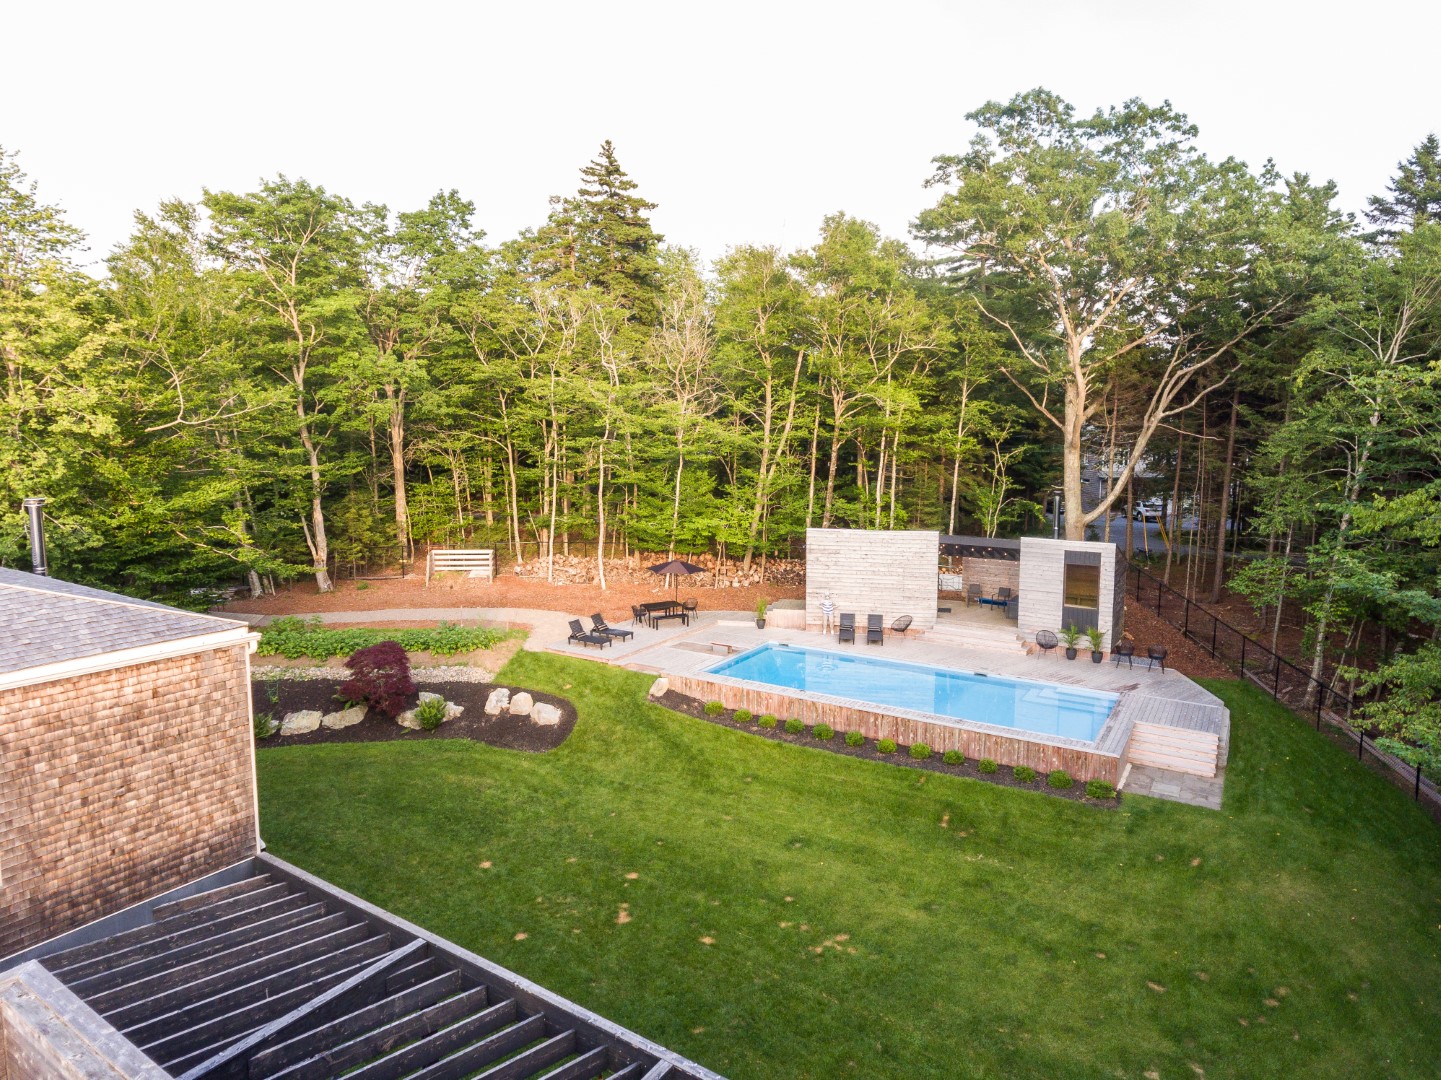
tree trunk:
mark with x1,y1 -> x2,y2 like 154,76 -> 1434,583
387,389 -> 410,566
1209,388 -> 1240,603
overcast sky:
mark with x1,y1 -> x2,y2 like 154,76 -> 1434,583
8,0 -> 1439,273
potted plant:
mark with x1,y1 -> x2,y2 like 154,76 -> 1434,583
1085,625 -> 1105,663
1059,624 -> 1082,660
755,598 -> 767,629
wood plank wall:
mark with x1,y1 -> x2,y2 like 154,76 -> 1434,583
1017,538 -> 1123,651
804,529 -> 940,633
669,672 -> 1121,783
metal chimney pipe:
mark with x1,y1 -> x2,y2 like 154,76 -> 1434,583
22,497 -> 48,576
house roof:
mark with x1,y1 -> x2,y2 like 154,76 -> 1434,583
0,568 -> 248,675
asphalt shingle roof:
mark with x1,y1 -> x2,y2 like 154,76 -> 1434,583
0,568 -> 247,675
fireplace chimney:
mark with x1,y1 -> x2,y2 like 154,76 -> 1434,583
23,497 -> 48,576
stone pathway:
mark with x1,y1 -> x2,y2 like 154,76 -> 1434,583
1121,763 -> 1225,810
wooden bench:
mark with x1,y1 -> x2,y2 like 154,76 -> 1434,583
425,548 -> 494,585
710,641 -> 742,655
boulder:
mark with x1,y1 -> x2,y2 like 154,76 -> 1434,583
279,710 -> 322,736
419,691 -> 444,705
532,702 -> 562,726
485,688 -> 511,716
321,705 -> 367,730
509,691 -> 534,717
444,702 -> 465,721
647,677 -> 669,699
397,709 -> 421,730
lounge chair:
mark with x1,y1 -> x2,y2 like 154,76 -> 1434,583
964,583 -> 983,606
1035,629 -> 1058,659
1111,640 -> 1135,668
1146,645 -> 1168,672
866,614 -> 884,645
838,612 -> 856,644
890,615 -> 913,638
568,618 -> 611,649
590,614 -> 633,642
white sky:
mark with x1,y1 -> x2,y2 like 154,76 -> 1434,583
8,0 -> 1439,273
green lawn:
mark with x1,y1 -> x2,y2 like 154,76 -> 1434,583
256,653 -> 1441,1079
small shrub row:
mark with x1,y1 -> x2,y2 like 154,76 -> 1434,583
978,758 -> 999,774
845,730 -> 865,747
942,749 -> 965,766
1047,769 -> 1074,790
259,616 -> 513,659
1012,765 -> 1038,783
1085,779 -> 1117,799
812,723 -> 835,741
758,714 -> 778,729
877,738 -> 897,754
784,718 -> 805,734
703,701 -> 725,716
733,708 -> 753,723
909,742 -> 931,761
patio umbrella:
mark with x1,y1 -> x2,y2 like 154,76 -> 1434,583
648,558 -> 706,600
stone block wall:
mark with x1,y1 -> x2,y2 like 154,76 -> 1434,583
0,645 -> 257,959
805,528 -> 940,633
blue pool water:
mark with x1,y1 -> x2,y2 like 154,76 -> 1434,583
708,644 -> 1117,741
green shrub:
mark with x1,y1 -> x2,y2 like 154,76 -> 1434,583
877,738 -> 897,754
355,581 -> 370,591
257,616 -> 513,660
734,708 -> 753,723
414,696 -> 448,731
812,723 -> 835,740
1085,779 -> 1117,799
978,758 -> 998,774
942,749 -> 964,766
253,712 -> 276,740
1048,770 -> 1075,790
845,731 -> 865,747
703,701 -> 725,716
758,714 -> 778,729
784,718 -> 805,734
1012,765 -> 1038,783
909,742 -> 932,760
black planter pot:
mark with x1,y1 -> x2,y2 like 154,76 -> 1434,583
1064,647 -> 1078,660
1091,651 -> 1103,663
756,618 -> 766,629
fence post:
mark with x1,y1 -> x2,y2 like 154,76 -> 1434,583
1316,686 -> 1324,730
1155,581 -> 1162,616
1417,761 -> 1423,801
1273,661 -> 1280,700
1210,617 -> 1218,658
1183,596 -> 1190,637
1240,635 -> 1246,674
1358,729 -> 1365,760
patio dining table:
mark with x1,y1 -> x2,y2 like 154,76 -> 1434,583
639,600 -> 683,628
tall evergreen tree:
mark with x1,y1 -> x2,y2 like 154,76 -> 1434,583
1366,134 -> 1441,242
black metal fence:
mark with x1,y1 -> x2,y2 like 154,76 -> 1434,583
1128,563 -> 1439,811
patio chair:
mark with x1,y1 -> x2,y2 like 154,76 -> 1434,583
995,586 -> 1013,603
631,604 -> 648,626
568,618 -> 611,649
838,612 -> 856,644
1111,640 -> 1135,668
890,615 -> 913,638
1145,644 -> 1168,672
866,614 -> 884,645
1035,629 -> 1058,659
681,597 -> 699,614
964,583 -> 983,606
590,614 -> 634,643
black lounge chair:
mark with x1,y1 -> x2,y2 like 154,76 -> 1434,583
568,618 -> 611,649
1112,640 -> 1135,668
1035,629 -> 1058,658
890,615 -> 913,638
838,612 -> 856,644
866,614 -> 884,645
995,586 -> 1013,606
590,614 -> 633,642
1146,645 -> 1168,672
964,583 -> 983,606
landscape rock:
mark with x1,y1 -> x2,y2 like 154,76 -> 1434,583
321,705 -> 367,730
509,691 -> 534,716
532,702 -> 562,726
279,710 -> 323,735
444,701 -> 465,721
485,688 -> 511,715
648,677 -> 669,699
397,709 -> 421,730
418,691 -> 444,705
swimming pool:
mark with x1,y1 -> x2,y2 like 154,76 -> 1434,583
707,643 -> 1118,741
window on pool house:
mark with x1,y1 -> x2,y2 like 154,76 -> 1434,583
1063,562 -> 1101,612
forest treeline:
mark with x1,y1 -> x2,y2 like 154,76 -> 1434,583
3,91 -> 1440,763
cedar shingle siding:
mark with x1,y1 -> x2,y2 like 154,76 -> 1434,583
0,645 -> 257,958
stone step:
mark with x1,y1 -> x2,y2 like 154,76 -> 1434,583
1127,721 -> 1220,778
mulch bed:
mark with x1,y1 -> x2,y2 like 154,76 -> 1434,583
252,678 -> 576,752
657,690 -> 1121,807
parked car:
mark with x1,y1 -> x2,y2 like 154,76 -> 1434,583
1133,500 -> 1164,522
